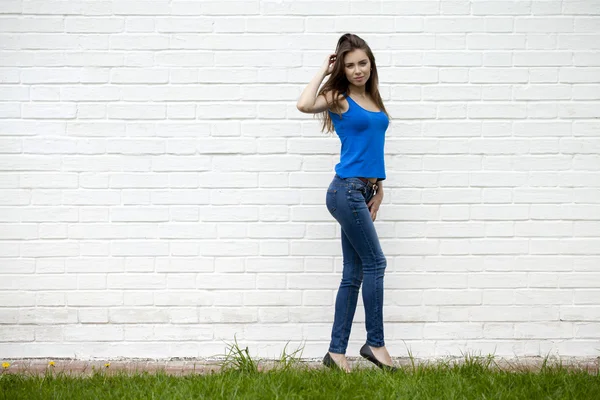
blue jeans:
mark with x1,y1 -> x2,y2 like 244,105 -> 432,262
325,174 -> 387,354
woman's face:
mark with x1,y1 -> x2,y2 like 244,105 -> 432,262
343,48 -> 371,87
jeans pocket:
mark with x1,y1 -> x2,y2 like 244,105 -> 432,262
365,187 -> 375,203
326,189 -> 337,214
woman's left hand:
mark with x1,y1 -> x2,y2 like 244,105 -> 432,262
367,191 -> 383,221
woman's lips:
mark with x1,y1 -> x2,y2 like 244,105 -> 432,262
355,76 -> 364,80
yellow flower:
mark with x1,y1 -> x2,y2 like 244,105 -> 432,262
48,361 -> 55,366
1,362 -> 9,369
104,362 -> 110,368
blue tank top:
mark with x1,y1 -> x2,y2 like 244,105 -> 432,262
328,93 -> 389,181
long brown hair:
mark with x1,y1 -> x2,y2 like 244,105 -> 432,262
318,33 -> 390,134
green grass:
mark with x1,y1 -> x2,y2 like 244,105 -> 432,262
2,362 -> 599,400
1,339 -> 599,399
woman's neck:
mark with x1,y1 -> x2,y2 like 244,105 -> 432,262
348,86 -> 367,97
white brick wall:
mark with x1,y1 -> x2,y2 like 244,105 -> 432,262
1,0 -> 599,360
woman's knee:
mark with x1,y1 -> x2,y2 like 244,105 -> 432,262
376,254 -> 387,270
340,276 -> 362,289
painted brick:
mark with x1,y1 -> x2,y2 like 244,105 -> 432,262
1,1 -> 599,361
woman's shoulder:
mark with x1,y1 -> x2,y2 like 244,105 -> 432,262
323,89 -> 347,103
324,90 -> 349,114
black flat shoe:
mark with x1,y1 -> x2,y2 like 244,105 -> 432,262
359,344 -> 398,372
323,352 -> 346,372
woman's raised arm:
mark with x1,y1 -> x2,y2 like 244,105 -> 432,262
296,54 -> 337,114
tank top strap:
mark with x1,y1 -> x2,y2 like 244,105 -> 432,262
343,92 -> 356,110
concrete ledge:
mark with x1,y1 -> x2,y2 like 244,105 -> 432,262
1,356 -> 598,376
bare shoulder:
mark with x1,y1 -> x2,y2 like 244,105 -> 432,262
298,90 -> 347,114
322,90 -> 348,113
324,90 -> 347,103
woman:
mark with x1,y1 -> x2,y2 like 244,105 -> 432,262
296,33 -> 396,373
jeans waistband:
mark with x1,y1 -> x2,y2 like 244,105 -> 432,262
334,175 -> 378,190
357,177 -> 378,186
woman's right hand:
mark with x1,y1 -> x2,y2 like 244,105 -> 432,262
322,53 -> 337,76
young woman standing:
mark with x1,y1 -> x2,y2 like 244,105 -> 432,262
296,33 -> 396,373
